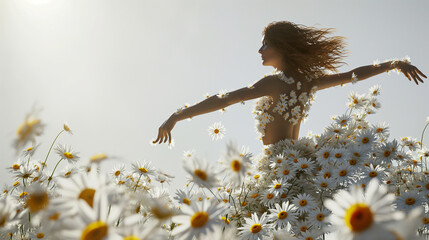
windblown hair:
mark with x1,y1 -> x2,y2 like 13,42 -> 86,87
263,21 -> 348,80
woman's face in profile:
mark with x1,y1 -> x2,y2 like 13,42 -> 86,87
258,38 -> 283,68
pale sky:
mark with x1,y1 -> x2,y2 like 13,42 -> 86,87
1,0 -> 428,192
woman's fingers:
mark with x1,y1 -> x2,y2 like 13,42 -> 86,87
410,71 -> 421,85
403,71 -> 412,81
168,132 -> 172,144
412,70 -> 424,83
415,68 -> 427,79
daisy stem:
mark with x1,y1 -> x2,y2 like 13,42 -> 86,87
134,173 -> 143,192
42,130 -> 65,172
48,159 -> 63,184
206,188 -> 220,201
420,122 -> 429,170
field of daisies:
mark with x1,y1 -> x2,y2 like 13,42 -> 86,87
2,85 -> 429,240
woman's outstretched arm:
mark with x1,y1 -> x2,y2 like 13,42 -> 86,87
314,60 -> 427,90
152,75 -> 281,144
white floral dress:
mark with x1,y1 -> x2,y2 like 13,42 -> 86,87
253,70 -> 318,138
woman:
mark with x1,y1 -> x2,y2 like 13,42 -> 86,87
153,21 -> 426,146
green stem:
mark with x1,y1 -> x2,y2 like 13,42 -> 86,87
420,123 -> 428,148
42,130 -> 65,172
134,173 -> 143,192
48,159 -> 63,184
420,122 -> 429,171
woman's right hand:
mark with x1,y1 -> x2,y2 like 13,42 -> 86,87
396,61 -> 427,85
153,114 -> 177,144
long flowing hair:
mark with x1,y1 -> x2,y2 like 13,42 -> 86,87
263,21 -> 348,80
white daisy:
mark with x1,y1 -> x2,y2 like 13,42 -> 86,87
175,189 -> 193,206
172,200 -> 225,240
0,196 -> 19,231
267,179 -> 290,197
220,141 -> 251,187
54,143 -> 80,164
351,72 -> 358,84
395,190 -> 425,213
183,156 -> 218,189
268,201 -> 298,229
361,164 -> 388,184
208,122 -> 226,141
292,158 -> 315,175
324,178 -> 402,239
354,129 -> 377,149
259,190 -> 279,207
308,207 -> 331,229
52,170 -> 113,217
217,89 -> 228,98
58,191 -> 122,240
238,212 -> 271,240
292,193 -> 317,215
131,160 -> 157,178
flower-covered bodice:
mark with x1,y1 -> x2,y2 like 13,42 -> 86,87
253,71 -> 318,137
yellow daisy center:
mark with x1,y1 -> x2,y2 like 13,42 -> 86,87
214,129 -> 220,134
283,169 -> 290,175
221,216 -> 230,225
49,213 -> 60,221
19,192 -> 28,198
317,214 -> 325,221
300,164 -> 308,169
349,159 -> 357,165
384,151 -> 391,157
194,169 -> 207,181
274,183 -> 281,189
231,160 -> 241,172
12,164 -> 20,170
423,217 -> 429,224
36,233 -> 44,238
16,119 -> 40,141
182,198 -> 191,205
320,182 -> 328,188
27,192 -> 49,213
250,224 -> 262,233
323,172 -> 331,178
90,153 -> 107,163
123,236 -> 139,240
190,212 -> 209,228
26,147 -> 34,152
114,171 -> 121,176
266,193 -> 274,199
78,188 -> 96,207
405,198 -> 416,205
0,216 -> 7,227
323,152 -> 330,158
305,237 -> 314,240
299,199 -> 307,206
335,153 -> 342,158
81,221 -> 108,240
369,171 -> 378,177
344,203 -> 374,232
64,152 -> 74,159
277,211 -> 288,219
339,170 -> 347,176
300,226 -> 307,232
139,167 -> 148,173
362,137 -> 369,144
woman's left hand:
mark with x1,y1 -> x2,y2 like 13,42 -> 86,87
396,61 -> 427,85
153,115 -> 177,144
